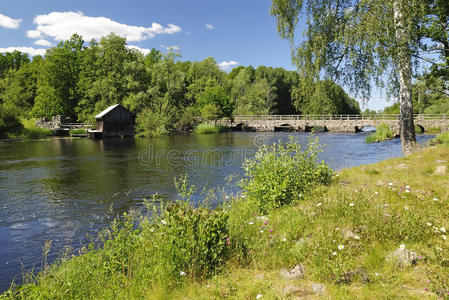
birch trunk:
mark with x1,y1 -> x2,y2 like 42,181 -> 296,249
394,0 -> 416,154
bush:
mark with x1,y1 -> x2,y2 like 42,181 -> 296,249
69,129 -> 87,135
366,124 -> 394,143
0,107 -> 23,139
431,131 -> 449,147
240,136 -> 332,213
194,123 -> 228,134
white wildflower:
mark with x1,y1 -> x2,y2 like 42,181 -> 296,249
441,227 -> 446,233
404,205 -> 409,210
433,197 -> 438,201
180,271 -> 186,276
375,191 -> 379,195
332,251 -> 337,256
374,272 -> 380,276
443,235 -> 447,240
256,294 -> 262,299
349,203 -> 355,207
405,189 -> 410,193
316,202 -> 322,207
426,222 -> 432,227
338,245 -> 344,250
436,246 -> 443,251
282,237 -> 287,242
248,222 -> 254,225
388,182 -> 393,186
405,185 -> 410,189
161,220 -> 167,225
399,244 -> 406,250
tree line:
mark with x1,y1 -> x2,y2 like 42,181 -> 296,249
0,33 -> 360,138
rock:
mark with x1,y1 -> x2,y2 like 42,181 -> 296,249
336,269 -> 370,284
343,230 -> 361,240
387,248 -> 419,267
396,163 -> 408,169
434,165 -> 447,175
282,285 -> 301,296
280,265 -> 306,280
311,283 -> 326,294
254,273 -> 265,281
436,160 -> 447,164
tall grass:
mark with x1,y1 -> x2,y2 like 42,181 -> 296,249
366,123 -> 394,143
431,131 -> 449,147
194,123 -> 228,134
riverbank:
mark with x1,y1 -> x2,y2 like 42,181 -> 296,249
1,137 -> 448,299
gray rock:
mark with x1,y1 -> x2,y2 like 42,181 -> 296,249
436,160 -> 447,164
311,283 -> 326,294
336,269 -> 370,284
434,165 -> 447,175
396,163 -> 408,169
282,285 -> 301,296
387,247 -> 419,267
343,230 -> 361,240
254,273 -> 265,281
280,265 -> 306,280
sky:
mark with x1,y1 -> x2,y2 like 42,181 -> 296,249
0,0 -> 392,110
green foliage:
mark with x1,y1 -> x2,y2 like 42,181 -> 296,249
0,105 -> 23,139
194,124 -> 228,134
240,136 -> 332,213
366,124 -> 394,143
431,132 -> 449,147
69,129 -> 87,135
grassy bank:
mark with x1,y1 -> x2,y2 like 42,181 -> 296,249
366,124 -> 394,143
2,119 -> 53,140
194,123 -> 229,134
2,137 -> 449,299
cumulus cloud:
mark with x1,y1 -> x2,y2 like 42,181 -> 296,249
167,45 -> 180,51
34,39 -> 52,47
127,45 -> 152,55
0,47 -> 46,56
26,11 -> 182,42
205,24 -> 215,30
218,61 -> 239,70
27,30 -> 42,38
0,13 -> 22,29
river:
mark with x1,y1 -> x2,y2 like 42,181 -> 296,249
0,132 -> 434,291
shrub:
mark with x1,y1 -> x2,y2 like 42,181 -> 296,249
240,136 -> 332,213
69,129 -> 87,135
24,128 -> 53,140
366,124 -> 394,143
431,131 -> 449,147
194,123 -> 228,134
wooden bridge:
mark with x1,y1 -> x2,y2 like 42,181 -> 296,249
218,114 -> 449,133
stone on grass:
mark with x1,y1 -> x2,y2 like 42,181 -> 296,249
311,283 -> 326,294
282,285 -> 301,296
387,247 -> 419,267
434,165 -> 447,175
396,163 -> 408,169
336,269 -> 370,284
280,265 -> 306,280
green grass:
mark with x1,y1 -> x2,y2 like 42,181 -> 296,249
69,129 -> 87,135
3,145 -> 449,299
194,123 -> 228,134
5,119 -> 53,140
427,127 -> 442,134
366,124 -> 394,143
431,131 -> 449,147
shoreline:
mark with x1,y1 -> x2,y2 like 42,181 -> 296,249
1,137 -> 448,299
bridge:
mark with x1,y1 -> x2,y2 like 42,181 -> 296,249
218,114 -> 449,134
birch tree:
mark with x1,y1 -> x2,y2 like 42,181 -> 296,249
271,0 -> 431,153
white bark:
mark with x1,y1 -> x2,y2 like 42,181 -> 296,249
394,0 -> 416,154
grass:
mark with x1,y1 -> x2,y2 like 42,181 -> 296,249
366,124 -> 394,143
430,131 -> 449,147
194,123 -> 228,134
427,127 -> 442,134
5,118 -> 53,140
69,128 -> 87,136
2,142 -> 449,299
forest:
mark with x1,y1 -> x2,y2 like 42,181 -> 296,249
0,33 -> 361,138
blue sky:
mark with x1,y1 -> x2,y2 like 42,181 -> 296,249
0,0 -> 391,110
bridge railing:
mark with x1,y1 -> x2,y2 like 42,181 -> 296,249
229,114 -> 447,122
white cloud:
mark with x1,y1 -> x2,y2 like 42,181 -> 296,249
0,47 -> 46,56
0,13 -> 22,29
27,11 -> 182,42
205,24 -> 215,30
34,39 -> 52,47
127,45 -> 152,55
218,61 -> 239,70
167,45 -> 180,51
27,30 -> 42,38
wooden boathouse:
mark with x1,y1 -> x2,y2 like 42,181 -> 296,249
89,104 -> 135,138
